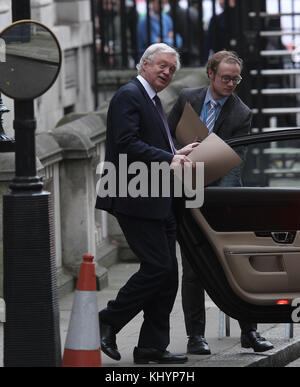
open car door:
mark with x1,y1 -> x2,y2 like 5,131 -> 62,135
177,129 -> 300,323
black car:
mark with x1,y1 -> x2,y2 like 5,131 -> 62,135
177,129 -> 300,323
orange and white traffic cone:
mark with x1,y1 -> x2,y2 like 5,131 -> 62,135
62,254 -> 101,367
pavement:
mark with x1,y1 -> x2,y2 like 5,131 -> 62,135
1,245 -> 300,368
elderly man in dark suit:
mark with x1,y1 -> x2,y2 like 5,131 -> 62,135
168,50 -> 274,355
95,43 -> 199,365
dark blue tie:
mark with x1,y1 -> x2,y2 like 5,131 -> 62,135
206,99 -> 218,133
153,95 -> 176,155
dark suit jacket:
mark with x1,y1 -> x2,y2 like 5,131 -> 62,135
168,86 -> 252,141
95,77 -> 175,220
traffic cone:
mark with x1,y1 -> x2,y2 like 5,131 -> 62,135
62,254 -> 101,367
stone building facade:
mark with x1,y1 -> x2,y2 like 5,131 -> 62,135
0,0 -> 207,309
0,0 -> 101,302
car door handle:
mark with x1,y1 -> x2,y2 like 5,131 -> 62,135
271,231 -> 296,244
255,231 -> 296,244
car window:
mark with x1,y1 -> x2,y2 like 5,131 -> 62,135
232,138 -> 300,188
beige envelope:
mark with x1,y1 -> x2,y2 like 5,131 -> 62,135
175,102 -> 209,145
175,102 -> 242,186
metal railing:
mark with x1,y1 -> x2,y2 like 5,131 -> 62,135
92,0 -> 300,183
91,0 -> 238,70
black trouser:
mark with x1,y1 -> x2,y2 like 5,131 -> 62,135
99,210 -> 178,351
181,253 -> 257,337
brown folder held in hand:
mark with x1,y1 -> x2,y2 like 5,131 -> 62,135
175,102 -> 209,145
175,102 -> 242,186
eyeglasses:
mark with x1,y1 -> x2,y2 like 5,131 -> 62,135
219,75 -> 242,85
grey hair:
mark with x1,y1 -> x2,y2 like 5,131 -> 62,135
136,43 -> 181,74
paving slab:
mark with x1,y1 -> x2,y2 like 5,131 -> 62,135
1,254 -> 300,368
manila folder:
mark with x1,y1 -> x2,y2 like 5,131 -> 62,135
175,102 -> 209,145
175,102 -> 242,186
188,133 -> 242,186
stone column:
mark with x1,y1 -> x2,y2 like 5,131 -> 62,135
52,114 -> 117,288
55,0 -> 91,24
31,0 -> 55,26
0,0 -> 11,31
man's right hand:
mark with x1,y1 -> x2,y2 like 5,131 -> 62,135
177,142 -> 199,156
170,154 -> 194,169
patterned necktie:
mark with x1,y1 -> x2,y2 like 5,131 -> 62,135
153,95 -> 176,154
206,99 -> 218,134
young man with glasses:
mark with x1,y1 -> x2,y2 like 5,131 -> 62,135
168,50 -> 274,355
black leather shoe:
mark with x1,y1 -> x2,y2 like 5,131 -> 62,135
241,330 -> 274,352
133,347 -> 188,364
187,335 -> 211,355
99,319 -> 121,361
